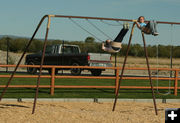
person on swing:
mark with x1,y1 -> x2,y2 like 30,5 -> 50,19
135,16 -> 159,36
102,22 -> 129,53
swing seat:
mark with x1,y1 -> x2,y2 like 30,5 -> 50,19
141,26 -> 151,34
104,48 -> 120,53
109,42 -> 122,53
102,42 -> 122,53
157,91 -> 171,96
111,42 -> 122,48
111,42 -> 122,52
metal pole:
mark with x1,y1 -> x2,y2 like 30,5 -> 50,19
53,15 -> 180,25
170,46 -> 173,77
61,40 -> 64,74
115,53 -> 117,67
141,32 -> 158,115
112,23 -> 136,111
114,53 -> 117,76
32,15 -> 51,114
170,24 -> 173,77
0,15 -> 48,101
6,37 -> 9,72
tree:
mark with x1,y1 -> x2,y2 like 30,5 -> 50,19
129,44 -> 143,57
158,45 -> 170,58
85,37 -> 95,43
0,37 -> 11,51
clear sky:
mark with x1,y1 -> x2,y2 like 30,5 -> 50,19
1,0 -> 180,46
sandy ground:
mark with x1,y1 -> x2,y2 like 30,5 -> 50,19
0,101 -> 179,123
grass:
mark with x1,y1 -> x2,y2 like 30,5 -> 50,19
0,72 -> 179,99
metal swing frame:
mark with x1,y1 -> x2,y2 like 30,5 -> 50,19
0,14 -> 180,115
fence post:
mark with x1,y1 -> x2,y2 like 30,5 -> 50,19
50,67 -> 55,95
115,67 -> 120,94
174,70 -> 178,96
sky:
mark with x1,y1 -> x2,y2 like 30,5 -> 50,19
0,0 -> 180,46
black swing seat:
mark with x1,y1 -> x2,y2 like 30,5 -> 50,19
141,26 -> 151,34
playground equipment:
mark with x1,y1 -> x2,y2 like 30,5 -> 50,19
0,15 -> 180,115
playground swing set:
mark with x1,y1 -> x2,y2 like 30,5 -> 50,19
0,15 -> 180,115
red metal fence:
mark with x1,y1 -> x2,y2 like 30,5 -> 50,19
0,65 -> 179,96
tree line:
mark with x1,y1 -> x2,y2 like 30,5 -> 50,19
0,36 -> 180,58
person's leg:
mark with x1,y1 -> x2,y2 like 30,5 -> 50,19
141,21 -> 158,36
148,20 -> 159,36
114,28 -> 129,42
149,21 -> 154,34
153,20 -> 158,35
114,28 -> 124,42
145,21 -> 155,34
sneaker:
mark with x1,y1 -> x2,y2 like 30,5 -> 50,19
123,23 -> 126,29
126,23 -> 130,29
153,32 -> 159,36
123,22 -> 129,29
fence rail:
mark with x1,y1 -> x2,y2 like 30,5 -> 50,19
0,65 -> 179,96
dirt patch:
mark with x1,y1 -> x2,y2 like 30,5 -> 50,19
0,50 -> 27,65
0,101 -> 178,123
114,56 -> 180,68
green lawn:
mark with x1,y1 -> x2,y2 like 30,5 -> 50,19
0,72 -> 179,99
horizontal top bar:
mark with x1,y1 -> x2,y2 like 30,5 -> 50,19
50,15 -> 180,25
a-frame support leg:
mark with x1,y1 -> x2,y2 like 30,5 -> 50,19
112,23 -> 158,116
0,15 -> 48,101
32,16 -> 51,114
0,15 -> 52,115
141,32 -> 158,115
112,23 -> 136,111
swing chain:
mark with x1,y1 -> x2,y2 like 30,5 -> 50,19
69,18 -> 104,41
156,24 -> 174,96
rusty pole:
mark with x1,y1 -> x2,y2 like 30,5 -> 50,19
174,70 -> 178,96
53,15 -> 180,25
141,32 -> 158,115
112,23 -> 136,111
0,15 -> 48,101
32,15 -> 52,114
50,67 -> 55,95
